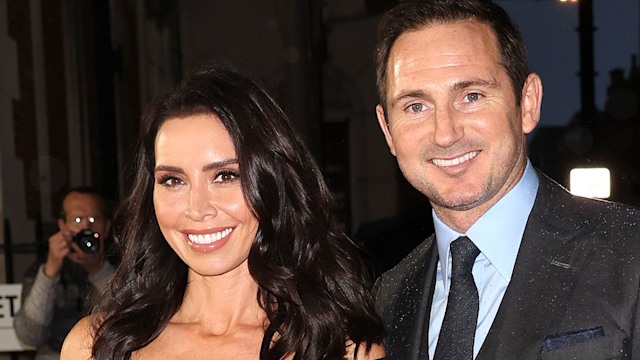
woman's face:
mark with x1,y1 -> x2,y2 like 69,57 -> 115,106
153,113 -> 259,278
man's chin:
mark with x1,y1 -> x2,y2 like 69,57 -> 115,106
428,189 -> 487,212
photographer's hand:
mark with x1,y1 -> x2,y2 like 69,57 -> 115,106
44,230 -> 72,278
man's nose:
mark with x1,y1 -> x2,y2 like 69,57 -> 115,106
432,105 -> 464,147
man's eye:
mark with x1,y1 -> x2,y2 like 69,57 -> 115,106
465,93 -> 482,102
407,103 -> 424,113
214,170 -> 240,183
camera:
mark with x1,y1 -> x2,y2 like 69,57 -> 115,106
73,229 -> 100,253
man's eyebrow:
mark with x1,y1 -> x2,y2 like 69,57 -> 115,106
389,78 -> 499,107
390,90 -> 429,108
202,159 -> 239,172
450,78 -> 499,92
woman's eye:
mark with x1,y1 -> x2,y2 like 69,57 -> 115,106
158,176 -> 184,187
213,170 -> 240,183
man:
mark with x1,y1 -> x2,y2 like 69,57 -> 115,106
373,0 -> 640,359
13,187 -> 115,360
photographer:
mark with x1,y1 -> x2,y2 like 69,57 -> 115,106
13,187 -> 114,360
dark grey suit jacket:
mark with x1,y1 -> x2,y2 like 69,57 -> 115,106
374,172 -> 640,359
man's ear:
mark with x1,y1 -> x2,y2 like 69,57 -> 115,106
104,219 -> 111,238
376,104 -> 397,156
520,73 -> 543,134
57,218 -> 66,231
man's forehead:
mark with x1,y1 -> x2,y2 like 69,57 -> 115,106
63,192 -> 105,213
391,21 -> 499,64
385,21 -> 504,97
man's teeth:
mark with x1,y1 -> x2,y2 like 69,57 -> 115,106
188,228 -> 232,244
432,151 -> 479,167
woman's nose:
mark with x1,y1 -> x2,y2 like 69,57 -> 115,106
184,186 -> 217,221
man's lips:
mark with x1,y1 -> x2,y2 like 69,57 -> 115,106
431,151 -> 479,167
186,227 -> 233,245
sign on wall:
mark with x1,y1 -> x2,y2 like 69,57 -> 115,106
0,284 -> 32,352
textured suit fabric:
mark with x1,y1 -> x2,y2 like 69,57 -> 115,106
374,171 -> 640,360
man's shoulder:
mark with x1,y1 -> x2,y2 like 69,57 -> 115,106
537,171 -> 640,222
536,171 -> 640,249
549,181 -> 639,231
374,235 -> 436,300
380,234 -> 435,274
21,261 -> 45,283
579,198 -> 640,249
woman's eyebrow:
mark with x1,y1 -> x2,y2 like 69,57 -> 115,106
154,165 -> 183,174
202,159 -> 239,172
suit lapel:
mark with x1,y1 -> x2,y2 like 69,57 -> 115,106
418,238 -> 438,360
385,235 -> 438,360
478,172 -> 594,359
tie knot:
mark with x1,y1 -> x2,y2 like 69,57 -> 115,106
450,236 -> 480,276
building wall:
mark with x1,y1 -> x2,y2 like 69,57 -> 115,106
178,0 -> 407,233
0,0 -> 411,291
1,0 -> 40,287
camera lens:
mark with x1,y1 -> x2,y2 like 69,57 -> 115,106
73,229 -> 100,253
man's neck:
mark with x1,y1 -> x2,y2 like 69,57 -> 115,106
433,159 -> 530,232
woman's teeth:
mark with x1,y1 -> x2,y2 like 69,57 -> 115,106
188,228 -> 232,244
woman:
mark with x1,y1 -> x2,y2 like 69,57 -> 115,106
61,65 -> 385,359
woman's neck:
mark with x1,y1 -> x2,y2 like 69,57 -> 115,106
172,261 -> 266,335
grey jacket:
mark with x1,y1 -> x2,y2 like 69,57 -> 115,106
13,260 -> 114,360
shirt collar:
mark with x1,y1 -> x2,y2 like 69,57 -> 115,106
434,161 -> 539,289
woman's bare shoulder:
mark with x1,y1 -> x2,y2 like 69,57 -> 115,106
61,315 -> 98,360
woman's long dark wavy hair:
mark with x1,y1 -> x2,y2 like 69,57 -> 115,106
90,64 -> 384,359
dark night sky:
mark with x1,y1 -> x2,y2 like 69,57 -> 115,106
497,0 -> 640,127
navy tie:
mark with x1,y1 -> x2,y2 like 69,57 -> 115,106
434,236 -> 481,360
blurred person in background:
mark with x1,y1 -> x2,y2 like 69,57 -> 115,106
14,187 -> 114,360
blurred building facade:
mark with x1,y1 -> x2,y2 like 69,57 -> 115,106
530,55 -> 640,206
0,0 -> 404,286
1,0 -> 639,291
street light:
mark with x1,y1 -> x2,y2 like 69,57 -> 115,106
569,168 -> 611,198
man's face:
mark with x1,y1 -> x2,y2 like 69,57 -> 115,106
376,21 -> 541,230
59,192 -> 110,237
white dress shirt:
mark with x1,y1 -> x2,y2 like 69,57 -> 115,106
428,160 -> 539,359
